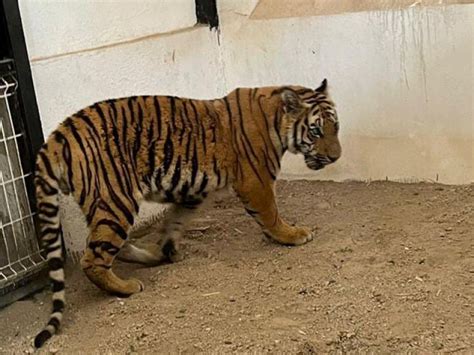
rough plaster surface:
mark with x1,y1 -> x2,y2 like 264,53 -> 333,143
19,0 -> 196,60
251,0 -> 474,19
17,2 -> 473,248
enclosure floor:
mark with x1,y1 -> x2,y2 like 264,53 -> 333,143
1,181 -> 473,354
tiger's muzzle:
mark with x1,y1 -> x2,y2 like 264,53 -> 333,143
304,154 -> 338,170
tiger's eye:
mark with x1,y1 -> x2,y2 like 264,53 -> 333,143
309,124 -> 324,138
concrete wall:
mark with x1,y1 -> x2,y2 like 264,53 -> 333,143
20,0 -> 473,185
17,1 -> 473,250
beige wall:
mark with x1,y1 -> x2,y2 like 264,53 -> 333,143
252,0 -> 474,18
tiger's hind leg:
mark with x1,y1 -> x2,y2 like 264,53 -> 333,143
117,202 -> 202,265
81,219 -> 144,296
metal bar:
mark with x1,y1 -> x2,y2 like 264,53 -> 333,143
1,0 -> 44,158
4,90 -> 38,256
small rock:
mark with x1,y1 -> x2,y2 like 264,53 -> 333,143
229,296 -> 236,302
298,288 -> 308,295
224,340 -> 232,345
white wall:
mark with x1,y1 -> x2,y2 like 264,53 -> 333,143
20,0 -> 473,185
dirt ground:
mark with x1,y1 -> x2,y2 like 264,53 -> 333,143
0,180 -> 473,354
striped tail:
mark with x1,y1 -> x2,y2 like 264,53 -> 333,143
34,149 -> 66,348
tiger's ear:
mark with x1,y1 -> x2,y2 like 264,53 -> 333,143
281,89 -> 304,114
315,79 -> 328,94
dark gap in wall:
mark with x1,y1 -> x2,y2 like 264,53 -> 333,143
195,0 -> 219,30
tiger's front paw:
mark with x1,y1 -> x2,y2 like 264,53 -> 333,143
287,226 -> 314,245
265,226 -> 314,246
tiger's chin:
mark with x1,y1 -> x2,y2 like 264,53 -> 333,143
304,154 -> 327,171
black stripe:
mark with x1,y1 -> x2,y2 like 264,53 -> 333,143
197,173 -> 208,194
147,102 -> 157,180
77,161 -> 87,205
54,131 -> 74,193
41,227 -> 61,237
170,155 -> 182,191
35,330 -> 52,348
97,200 -> 121,222
48,257 -> 63,271
88,241 -> 120,256
38,202 -> 59,217
35,176 -> 58,196
274,108 -> 284,149
154,97 -> 162,140
96,219 -> 128,240
46,244 -> 61,254
48,316 -> 60,331
252,88 -> 259,100
244,207 -> 258,217
239,135 -> 265,185
189,100 -> 206,154
222,97 -> 244,181
155,168 -> 162,190
179,101 -> 188,145
133,98 -> 144,157
169,96 -> 177,132
52,280 -> 65,292
53,299 -> 65,313
213,157 -> 221,187
38,151 -> 57,181
263,155 -> 277,180
180,181 -> 190,200
148,140 -> 156,184
64,117 -> 92,200
184,130 -> 193,163
190,141 -> 198,186
183,100 -> 195,131
163,129 -> 174,175
85,199 -> 98,225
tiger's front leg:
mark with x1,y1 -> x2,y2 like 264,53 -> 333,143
235,178 -> 313,245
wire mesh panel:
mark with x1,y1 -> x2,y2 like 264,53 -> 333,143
0,70 -> 46,301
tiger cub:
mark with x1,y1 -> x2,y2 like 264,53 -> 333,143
33,79 -> 341,347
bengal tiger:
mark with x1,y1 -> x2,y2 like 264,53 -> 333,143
33,79 -> 341,347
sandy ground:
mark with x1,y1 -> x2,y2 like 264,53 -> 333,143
0,180 -> 473,354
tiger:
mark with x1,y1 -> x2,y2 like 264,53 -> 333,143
33,79 -> 341,347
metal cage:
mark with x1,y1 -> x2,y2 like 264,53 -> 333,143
0,64 -> 46,306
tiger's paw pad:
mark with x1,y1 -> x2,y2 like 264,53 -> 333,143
111,278 -> 144,298
289,226 -> 314,245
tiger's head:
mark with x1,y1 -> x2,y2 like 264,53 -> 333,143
281,79 -> 341,171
